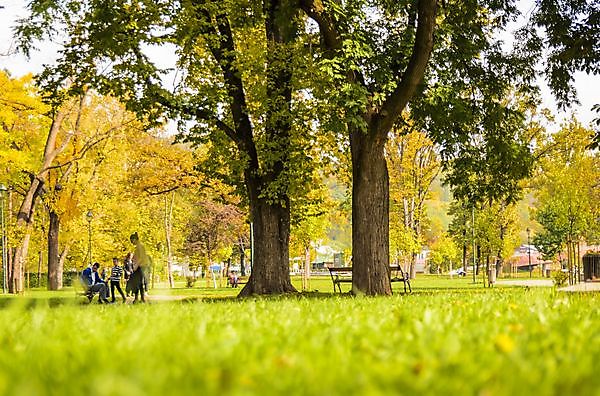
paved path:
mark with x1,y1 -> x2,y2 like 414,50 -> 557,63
559,282 -> 600,292
496,279 -> 553,287
496,279 -> 600,292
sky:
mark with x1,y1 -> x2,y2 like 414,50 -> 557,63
0,0 -> 598,129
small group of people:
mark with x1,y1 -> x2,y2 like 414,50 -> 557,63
80,232 -> 151,304
228,271 -> 239,288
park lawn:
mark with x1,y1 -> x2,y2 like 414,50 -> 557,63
0,282 -> 597,396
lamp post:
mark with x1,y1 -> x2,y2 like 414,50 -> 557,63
526,227 -> 532,278
0,184 -> 7,294
86,210 -> 93,267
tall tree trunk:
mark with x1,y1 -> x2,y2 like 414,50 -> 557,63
37,250 -> 43,288
237,1 -> 297,296
351,131 -> 392,295
409,252 -> 417,280
11,231 -> 33,294
462,241 -> 468,273
300,0 -> 436,296
58,244 -> 70,285
47,209 -> 62,290
7,248 -> 13,294
303,245 -> 311,291
9,108 -> 68,294
164,193 -> 175,288
239,198 -> 295,296
6,193 -> 13,294
476,244 -> 481,275
496,251 -> 504,278
239,236 -> 246,276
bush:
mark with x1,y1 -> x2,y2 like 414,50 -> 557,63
185,276 -> 196,288
553,270 -> 569,287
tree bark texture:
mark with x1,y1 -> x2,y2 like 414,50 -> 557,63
47,209 -> 62,290
239,197 -> 295,296
351,129 -> 392,295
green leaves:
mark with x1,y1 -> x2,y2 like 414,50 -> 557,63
532,120 -> 600,252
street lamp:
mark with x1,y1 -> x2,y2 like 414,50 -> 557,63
0,184 -> 7,294
526,227 -> 532,278
86,210 -> 93,267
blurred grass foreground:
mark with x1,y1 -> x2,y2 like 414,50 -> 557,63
0,277 -> 597,396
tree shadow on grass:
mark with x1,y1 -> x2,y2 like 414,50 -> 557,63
0,296 -> 90,310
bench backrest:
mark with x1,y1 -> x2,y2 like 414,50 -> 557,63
328,267 -> 353,274
329,266 -> 408,277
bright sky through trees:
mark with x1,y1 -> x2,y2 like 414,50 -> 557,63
0,0 -> 597,129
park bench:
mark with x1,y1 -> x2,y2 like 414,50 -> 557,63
77,285 -> 99,302
76,272 -> 103,302
328,265 -> 412,294
229,276 -> 249,288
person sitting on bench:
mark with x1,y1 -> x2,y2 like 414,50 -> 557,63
81,262 -> 110,304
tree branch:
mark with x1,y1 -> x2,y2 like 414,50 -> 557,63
299,0 -> 343,51
377,0 -> 437,135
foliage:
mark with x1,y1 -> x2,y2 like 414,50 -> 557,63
409,2 -> 537,205
531,120 -> 600,257
428,233 -> 460,273
517,0 -> 599,108
0,287 -> 598,395
552,270 -> 569,288
387,129 -> 440,264
0,71 -> 49,185
184,195 -> 245,269
475,201 -> 520,262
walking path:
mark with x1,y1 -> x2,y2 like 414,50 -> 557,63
559,282 -> 600,292
496,279 -> 553,287
496,279 -> 600,292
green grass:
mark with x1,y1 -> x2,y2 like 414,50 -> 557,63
0,278 -> 597,395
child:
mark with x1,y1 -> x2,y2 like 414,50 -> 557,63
110,257 -> 126,303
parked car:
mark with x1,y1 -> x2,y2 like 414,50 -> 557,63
449,268 -> 467,277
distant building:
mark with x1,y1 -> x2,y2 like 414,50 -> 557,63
415,248 -> 430,273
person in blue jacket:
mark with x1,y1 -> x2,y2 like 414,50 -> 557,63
81,262 -> 110,303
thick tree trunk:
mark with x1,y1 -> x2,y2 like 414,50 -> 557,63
47,210 -> 62,290
351,130 -> 392,295
239,198 -> 296,296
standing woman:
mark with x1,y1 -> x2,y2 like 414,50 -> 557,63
123,252 -> 134,297
130,232 -> 151,303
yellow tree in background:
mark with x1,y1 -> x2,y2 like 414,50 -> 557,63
387,128 -> 440,277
